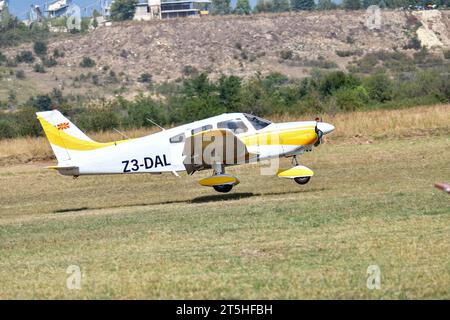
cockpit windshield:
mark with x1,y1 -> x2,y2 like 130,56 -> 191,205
244,114 -> 271,130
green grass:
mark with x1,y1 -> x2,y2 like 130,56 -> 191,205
0,136 -> 449,299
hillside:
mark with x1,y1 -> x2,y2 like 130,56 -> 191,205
1,10 -> 449,102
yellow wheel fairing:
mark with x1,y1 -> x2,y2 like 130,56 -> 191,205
37,115 -> 128,151
278,166 -> 314,178
199,174 -> 240,187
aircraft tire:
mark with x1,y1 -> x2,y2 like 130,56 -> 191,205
213,184 -> 233,193
294,177 -> 311,185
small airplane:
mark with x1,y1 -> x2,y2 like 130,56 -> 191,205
36,110 -> 335,193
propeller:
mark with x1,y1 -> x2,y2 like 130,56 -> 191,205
314,117 -> 324,147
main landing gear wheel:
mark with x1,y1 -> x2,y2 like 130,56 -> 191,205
294,176 -> 311,185
213,184 -> 233,193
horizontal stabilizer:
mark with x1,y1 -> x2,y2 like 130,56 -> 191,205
46,165 -> 80,176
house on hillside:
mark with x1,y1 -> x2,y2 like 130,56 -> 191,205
0,0 -> 9,19
133,0 -> 210,21
46,0 -> 71,18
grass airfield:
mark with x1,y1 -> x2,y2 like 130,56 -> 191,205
0,132 -> 449,299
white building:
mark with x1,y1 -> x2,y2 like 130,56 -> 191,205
133,0 -> 210,21
46,0 -> 70,18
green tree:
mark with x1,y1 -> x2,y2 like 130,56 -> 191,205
254,0 -> 275,12
273,0 -> 291,11
234,0 -> 252,14
334,86 -> 369,111
30,94 -> 52,111
319,71 -> 361,96
217,75 -> 242,112
317,0 -> 337,10
110,0 -> 138,21
80,56 -> 96,68
343,0 -> 362,9
16,51 -> 35,63
33,41 -> 47,56
364,73 -> 393,102
292,0 -> 316,10
0,119 -> 17,139
211,0 -> 231,14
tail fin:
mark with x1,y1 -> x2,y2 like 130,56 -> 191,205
36,110 -> 119,163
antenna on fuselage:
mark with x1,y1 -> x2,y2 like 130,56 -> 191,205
113,128 -> 131,140
146,118 -> 165,131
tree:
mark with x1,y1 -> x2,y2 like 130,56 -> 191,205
292,0 -> 315,10
273,0 -> 291,12
16,51 -> 35,63
343,0 -> 362,9
33,41 -> 47,56
30,94 -> 52,111
137,73 -> 153,83
364,73 -> 393,102
211,0 -> 231,15
110,0 -> 138,21
317,0 -> 337,10
80,56 -> 96,68
234,0 -> 252,14
254,0 -> 275,12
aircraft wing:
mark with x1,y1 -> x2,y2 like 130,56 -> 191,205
182,129 -> 257,174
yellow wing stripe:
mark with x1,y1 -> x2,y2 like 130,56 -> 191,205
37,116 -> 128,151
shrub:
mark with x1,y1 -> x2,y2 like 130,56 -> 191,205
74,107 -> 120,132
33,41 -> 48,56
319,71 -> 360,96
403,36 -> 422,50
33,63 -> 46,73
182,65 -> 198,77
336,50 -> 362,57
15,69 -> 26,79
334,86 -> 369,111
444,50 -> 450,60
30,94 -> 52,111
346,35 -> 354,44
110,0 -> 139,21
80,56 -> 96,68
53,49 -> 64,58
0,119 -> 17,139
364,73 -> 393,102
0,52 -> 6,65
280,50 -> 294,60
42,57 -> 57,68
16,51 -> 35,63
92,74 -> 100,85
137,73 -> 152,83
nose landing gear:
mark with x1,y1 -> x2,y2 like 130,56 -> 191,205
277,155 -> 314,185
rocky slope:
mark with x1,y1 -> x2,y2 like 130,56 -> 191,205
2,10 -> 449,101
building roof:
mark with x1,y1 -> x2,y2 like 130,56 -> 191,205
48,0 -> 69,12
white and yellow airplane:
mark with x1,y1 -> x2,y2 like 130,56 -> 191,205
36,110 -> 334,193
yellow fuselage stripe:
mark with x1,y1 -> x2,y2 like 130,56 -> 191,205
241,126 -> 318,147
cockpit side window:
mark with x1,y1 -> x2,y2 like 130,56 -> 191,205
191,124 -> 212,135
244,114 -> 271,130
170,133 -> 185,143
217,119 -> 248,134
